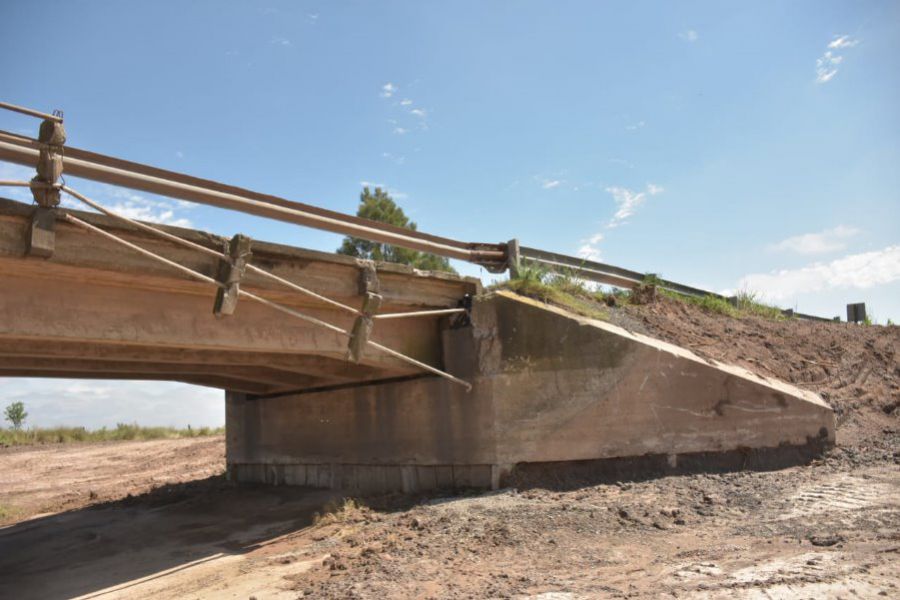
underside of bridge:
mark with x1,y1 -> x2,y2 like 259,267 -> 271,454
0,197 -> 835,493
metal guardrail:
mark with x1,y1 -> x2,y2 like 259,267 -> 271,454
0,101 -> 838,323
511,242 -> 834,323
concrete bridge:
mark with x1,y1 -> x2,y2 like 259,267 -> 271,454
0,197 -> 477,394
0,196 -> 835,492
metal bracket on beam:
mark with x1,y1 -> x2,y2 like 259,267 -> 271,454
347,291 -> 383,363
26,206 -> 57,258
358,260 -> 381,295
213,234 -> 252,317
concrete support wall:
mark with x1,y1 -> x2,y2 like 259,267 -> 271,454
226,292 -> 835,492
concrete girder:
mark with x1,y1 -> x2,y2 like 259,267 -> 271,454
0,197 -> 476,390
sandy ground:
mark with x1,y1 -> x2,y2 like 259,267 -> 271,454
0,438 -> 896,599
0,299 -> 896,598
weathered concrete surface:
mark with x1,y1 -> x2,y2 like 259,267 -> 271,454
227,291 -> 835,492
0,197 -> 479,393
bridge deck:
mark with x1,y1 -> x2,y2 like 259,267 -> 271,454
0,198 -> 479,394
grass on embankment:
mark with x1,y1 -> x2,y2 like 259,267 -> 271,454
0,423 -> 224,446
494,263 -> 788,321
490,262 -> 608,320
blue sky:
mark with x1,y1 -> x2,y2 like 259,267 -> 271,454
1,1 -> 898,427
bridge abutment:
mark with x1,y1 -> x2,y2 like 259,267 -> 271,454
225,291 -> 835,492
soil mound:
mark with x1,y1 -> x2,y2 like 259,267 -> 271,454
617,295 -> 899,462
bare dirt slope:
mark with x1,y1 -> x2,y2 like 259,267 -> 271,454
618,296 -> 899,454
0,436 -> 224,525
0,300 -> 897,599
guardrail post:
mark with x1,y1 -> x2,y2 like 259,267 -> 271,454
507,238 -> 521,278
27,117 -> 65,257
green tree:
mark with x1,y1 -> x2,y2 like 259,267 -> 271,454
337,187 -> 455,273
4,401 -> 27,430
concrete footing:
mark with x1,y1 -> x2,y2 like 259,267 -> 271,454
226,291 -> 835,493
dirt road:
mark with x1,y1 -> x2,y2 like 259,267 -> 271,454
0,436 -> 224,524
0,435 -> 896,598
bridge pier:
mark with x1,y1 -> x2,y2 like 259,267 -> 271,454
225,291 -> 835,493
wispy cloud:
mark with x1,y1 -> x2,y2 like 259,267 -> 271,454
409,108 -> 427,118
0,163 -> 194,227
577,233 -> 604,261
0,162 -> 35,202
400,99 -> 413,106
393,127 -> 408,135
381,82 -> 397,98
816,35 -> 858,84
769,225 -> 860,255
382,152 -> 406,165
270,36 -> 291,47
102,188 -> 193,227
606,183 -> 663,228
678,30 -> 698,43
736,245 -> 900,301
828,35 -> 858,50
541,179 -> 562,190
359,181 -> 407,200
626,120 -> 645,131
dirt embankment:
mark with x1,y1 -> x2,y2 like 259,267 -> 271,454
617,296 -> 899,456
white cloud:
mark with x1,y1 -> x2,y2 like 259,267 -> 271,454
175,150 -> 184,159
0,165 -> 192,227
103,188 -> 193,227
736,246 -> 900,301
270,36 -> 291,47
307,13 -> 319,23
828,35 -> 858,49
382,152 -> 406,165
400,99 -> 413,106
542,179 -> 562,190
393,126 -> 408,135
626,120 -> 645,131
358,181 -> 407,200
769,225 -> 860,255
606,183 -> 663,228
410,108 -> 427,118
0,162 -> 35,202
577,233 -> 604,261
381,82 -> 397,98
816,36 -> 859,84
679,30 -> 698,42
0,378 -> 223,429
816,51 -> 841,83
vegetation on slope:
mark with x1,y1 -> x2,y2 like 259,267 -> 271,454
495,263 -> 788,321
0,423 -> 224,446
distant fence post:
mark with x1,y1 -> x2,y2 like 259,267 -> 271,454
846,303 -> 866,324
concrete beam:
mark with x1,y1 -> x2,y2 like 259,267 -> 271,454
0,198 -> 479,310
0,357 -> 334,390
0,339 -> 404,382
0,369 -> 275,395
